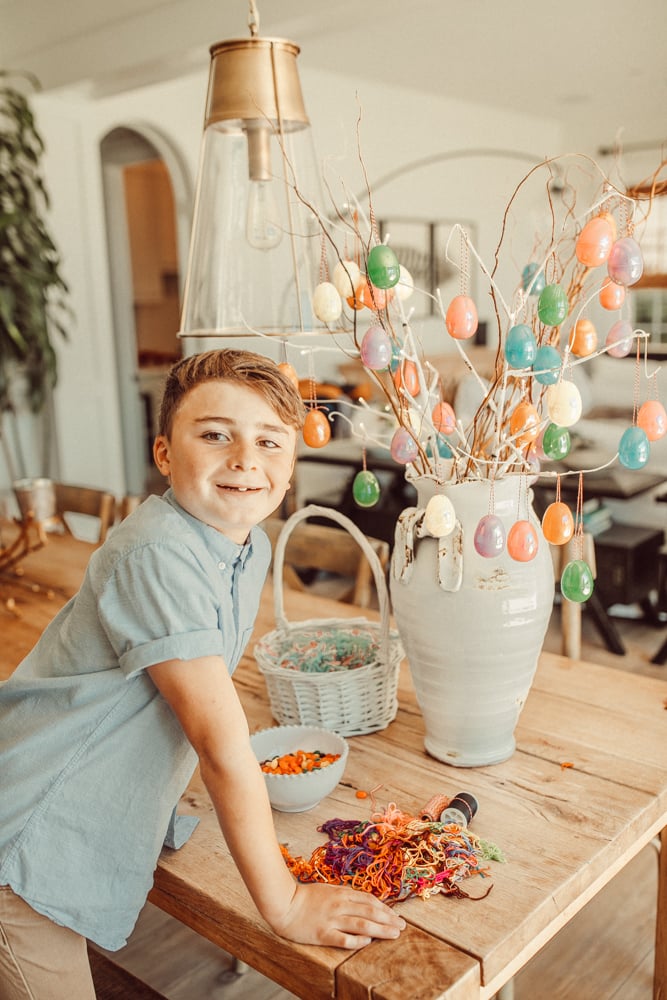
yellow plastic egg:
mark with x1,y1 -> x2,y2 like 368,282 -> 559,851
546,382 -> 583,427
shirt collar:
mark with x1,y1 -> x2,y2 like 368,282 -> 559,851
162,488 -> 252,566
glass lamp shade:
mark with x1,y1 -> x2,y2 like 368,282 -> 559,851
179,37 -> 332,340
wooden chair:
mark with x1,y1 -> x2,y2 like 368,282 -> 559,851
262,514 -> 389,609
118,494 -> 143,520
52,482 -> 116,545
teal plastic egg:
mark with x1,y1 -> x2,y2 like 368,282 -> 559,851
618,426 -> 650,469
390,426 -> 419,464
473,514 -> 506,558
521,262 -> 546,295
426,435 -> 454,459
542,423 -> 572,460
537,284 -> 569,326
352,469 -> 381,508
607,237 -> 644,286
505,324 -> 537,368
561,559 -> 594,603
360,324 -> 392,371
367,245 -> 400,289
533,345 -> 562,385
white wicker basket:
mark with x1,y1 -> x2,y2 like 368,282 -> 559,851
254,505 -> 404,736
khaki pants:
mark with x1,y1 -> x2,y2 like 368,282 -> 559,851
0,887 -> 95,1000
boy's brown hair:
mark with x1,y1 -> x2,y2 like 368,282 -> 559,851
158,350 -> 305,438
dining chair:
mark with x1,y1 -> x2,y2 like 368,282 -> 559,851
52,482 -> 116,545
262,515 -> 390,609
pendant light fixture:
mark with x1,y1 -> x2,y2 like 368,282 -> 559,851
179,1 -> 332,344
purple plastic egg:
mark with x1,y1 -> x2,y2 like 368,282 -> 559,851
360,324 -> 393,371
605,319 -> 634,358
390,426 -> 419,465
607,237 -> 644,286
473,514 -> 506,558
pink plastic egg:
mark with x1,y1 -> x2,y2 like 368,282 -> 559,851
637,400 -> 667,441
393,359 -> 420,397
605,320 -> 634,358
445,295 -> 478,340
360,324 -> 393,371
607,237 -> 644,286
575,216 -> 614,267
507,520 -> 539,562
390,426 -> 419,464
599,279 -> 626,311
432,401 -> 456,434
473,514 -> 506,558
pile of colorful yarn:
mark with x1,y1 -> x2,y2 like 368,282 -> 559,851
280,801 -> 502,903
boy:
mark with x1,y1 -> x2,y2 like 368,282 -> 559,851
0,350 -> 404,999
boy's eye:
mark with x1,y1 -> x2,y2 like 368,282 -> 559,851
202,431 -> 230,442
259,438 -> 280,450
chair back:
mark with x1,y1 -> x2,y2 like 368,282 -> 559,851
53,483 -> 116,544
262,513 -> 389,609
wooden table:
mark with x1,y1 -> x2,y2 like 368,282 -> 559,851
2,530 -> 666,998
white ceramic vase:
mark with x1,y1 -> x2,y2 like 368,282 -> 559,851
390,474 -> 554,767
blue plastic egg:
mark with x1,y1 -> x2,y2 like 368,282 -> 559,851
607,237 -> 644,286
360,324 -> 393,371
618,425 -> 650,469
521,263 -> 546,295
533,345 -> 562,386
473,514 -> 506,558
505,324 -> 537,368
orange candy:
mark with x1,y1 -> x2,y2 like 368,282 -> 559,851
542,501 -> 574,545
303,409 -> 331,448
569,318 -> 598,357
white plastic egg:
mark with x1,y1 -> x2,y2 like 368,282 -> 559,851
312,282 -> 342,323
546,382 -> 583,427
332,260 -> 361,299
395,266 -> 415,301
423,494 -> 456,537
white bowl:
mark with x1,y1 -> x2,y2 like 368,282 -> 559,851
250,724 -> 348,813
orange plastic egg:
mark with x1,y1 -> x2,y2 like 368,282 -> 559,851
445,295 -> 478,340
354,279 -> 393,311
507,520 -> 539,562
393,359 -> 420,397
302,409 -> 331,448
598,211 -> 617,241
637,400 -> 667,441
432,401 -> 457,434
346,283 -> 367,311
509,401 -> 540,447
569,318 -> 598,357
575,216 -> 614,267
542,501 -> 575,545
277,362 -> 299,388
598,278 -> 626,310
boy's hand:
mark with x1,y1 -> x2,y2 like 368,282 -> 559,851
268,882 -> 406,949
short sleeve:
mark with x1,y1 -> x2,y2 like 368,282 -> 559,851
96,541 -> 225,678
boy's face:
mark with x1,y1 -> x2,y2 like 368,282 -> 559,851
153,380 -> 297,544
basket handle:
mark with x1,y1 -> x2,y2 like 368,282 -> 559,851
270,504 -> 390,657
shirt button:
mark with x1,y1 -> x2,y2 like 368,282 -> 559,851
218,561 -> 226,570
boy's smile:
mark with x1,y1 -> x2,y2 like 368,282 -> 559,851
153,380 -> 297,543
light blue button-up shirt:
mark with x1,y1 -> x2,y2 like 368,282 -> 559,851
0,490 -> 271,950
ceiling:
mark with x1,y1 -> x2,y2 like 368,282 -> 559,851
2,0 -> 667,153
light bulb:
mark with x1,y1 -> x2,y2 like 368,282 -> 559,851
246,179 -> 282,250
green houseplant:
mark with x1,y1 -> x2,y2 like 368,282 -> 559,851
0,70 -> 70,482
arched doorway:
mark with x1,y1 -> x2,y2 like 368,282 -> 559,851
100,125 -> 192,495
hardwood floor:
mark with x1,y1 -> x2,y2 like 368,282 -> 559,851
98,602 -> 665,999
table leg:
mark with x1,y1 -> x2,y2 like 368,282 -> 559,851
655,827 -> 666,1000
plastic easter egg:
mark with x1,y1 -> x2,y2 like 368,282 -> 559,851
332,259 -> 361,299
390,426 -> 419,464
509,401 -> 540,447
599,278 -> 626,310
561,559 -> 594,603
277,361 -> 299,388
605,319 -> 634,358
570,318 -> 598,358
346,283 -> 367,311
507,520 -> 539,562
598,211 -> 617,241
302,409 -> 331,448
473,514 -> 506,558
546,382 -> 582,427
575,216 -> 614,267
445,295 -> 478,340
542,501 -> 574,545
356,279 -> 393,311
542,423 -> 571,460
367,245 -> 400,289
607,237 -> 644,286
533,345 -> 562,386
521,262 -> 546,295
360,324 -> 393,371
426,435 -> 454,459
393,359 -> 420,397
505,324 -> 537,368
352,469 -> 381,508
637,400 -> 667,441
395,265 -> 414,301
432,401 -> 456,434
423,494 -> 456,537
537,284 -> 569,326
312,281 -> 342,323
618,425 -> 650,469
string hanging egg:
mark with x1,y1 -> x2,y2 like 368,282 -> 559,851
360,324 -> 393,371
575,215 -> 614,267
423,495 -> 456,537
533,345 -> 562,386
332,260 -> 361,299
542,423 -> 571,461
570,319 -> 597,358
505,324 -> 537,368
546,382 -> 582,427
618,425 -> 650,469
637,400 -> 667,441
607,237 -> 644,286
599,278 -> 626,311
605,319 -> 634,358
542,501 -> 574,545
312,281 -> 342,324
432,401 -> 456,434
366,245 -> 401,289
395,266 -> 414,301
521,262 -> 546,295
473,514 -> 506,558
277,361 -> 299,388
445,295 -> 478,340
352,469 -> 381,508
390,427 -> 419,465
509,401 -> 540,447
393,360 -> 420,397
507,520 -> 539,562
561,560 -> 594,603
537,284 -> 569,326
303,409 -> 331,448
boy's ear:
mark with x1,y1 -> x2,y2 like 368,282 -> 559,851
153,436 -> 170,477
